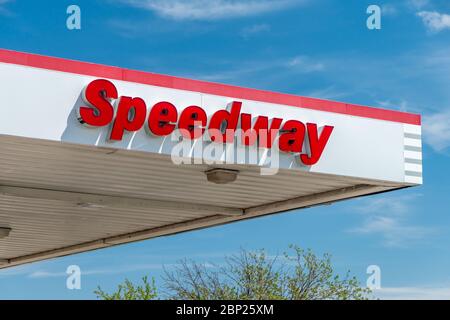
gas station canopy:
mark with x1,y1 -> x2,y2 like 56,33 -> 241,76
0,49 -> 422,268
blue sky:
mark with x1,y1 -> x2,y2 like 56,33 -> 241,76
1,0 -> 450,299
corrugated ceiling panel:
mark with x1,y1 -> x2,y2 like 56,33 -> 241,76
0,135 -> 399,265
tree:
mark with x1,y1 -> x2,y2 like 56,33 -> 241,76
95,276 -> 157,300
95,245 -> 371,300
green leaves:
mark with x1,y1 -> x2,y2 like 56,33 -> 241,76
95,245 -> 371,300
95,276 -> 157,300
162,245 -> 371,300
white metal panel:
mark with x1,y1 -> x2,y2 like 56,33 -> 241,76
0,62 -> 421,184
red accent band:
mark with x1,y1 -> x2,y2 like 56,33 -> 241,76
0,48 -> 421,125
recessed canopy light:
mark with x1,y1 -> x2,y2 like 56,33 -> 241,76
205,169 -> 239,184
0,227 -> 11,239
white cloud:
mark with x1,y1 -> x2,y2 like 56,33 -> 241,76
350,217 -> 431,248
240,23 -> 271,38
380,1 -> 430,17
375,286 -> 450,300
28,271 -> 67,279
26,260 -> 221,279
407,0 -> 430,10
382,4 -> 398,16
417,11 -> 450,32
348,194 -> 434,247
354,194 -> 418,216
287,55 -> 325,72
187,55 -> 324,84
27,263 -> 175,279
377,100 -> 409,112
305,86 -> 349,101
0,0 -> 12,15
423,110 -> 450,152
119,0 -> 304,21
0,264 -> 32,278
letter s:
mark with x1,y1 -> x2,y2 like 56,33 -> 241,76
78,79 -> 118,127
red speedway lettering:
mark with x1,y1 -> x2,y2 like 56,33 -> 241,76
77,79 -> 334,166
